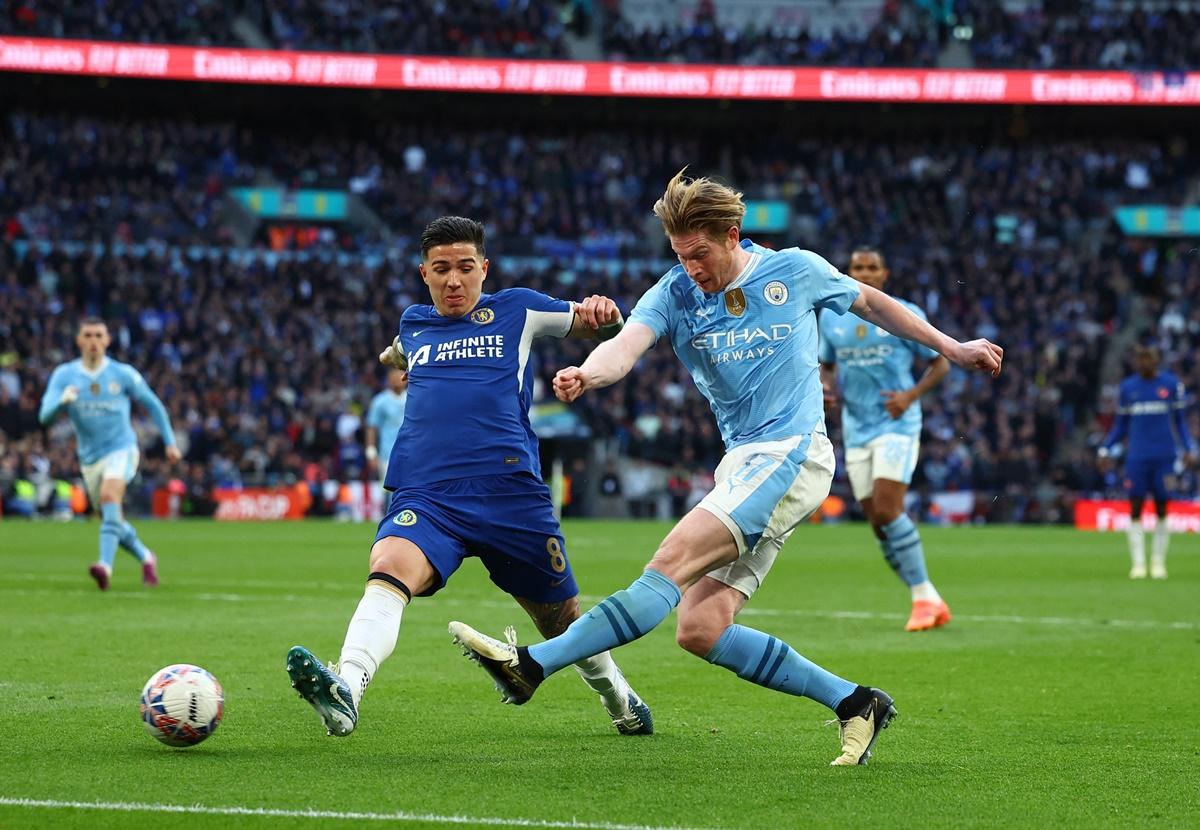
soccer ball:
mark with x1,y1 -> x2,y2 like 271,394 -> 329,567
139,664 -> 224,747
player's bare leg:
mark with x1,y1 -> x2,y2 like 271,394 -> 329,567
289,537 -> 433,736
515,595 -> 653,735
864,482 -> 950,631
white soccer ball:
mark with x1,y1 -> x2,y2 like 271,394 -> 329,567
139,664 -> 224,747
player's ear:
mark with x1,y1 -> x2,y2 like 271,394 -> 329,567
480,258 -> 489,281
418,262 -> 430,285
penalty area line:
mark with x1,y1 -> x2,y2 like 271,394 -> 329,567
0,797 -> 722,830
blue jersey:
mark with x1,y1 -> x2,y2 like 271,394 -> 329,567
818,299 -> 939,448
366,389 -> 407,460
1102,372 -> 1194,461
38,357 -> 176,464
384,288 -> 574,490
629,240 -> 860,449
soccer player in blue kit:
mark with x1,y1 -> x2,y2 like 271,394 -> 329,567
1099,344 -> 1196,579
38,318 -> 181,590
819,247 -> 952,631
450,170 -> 1003,766
287,217 -> 653,738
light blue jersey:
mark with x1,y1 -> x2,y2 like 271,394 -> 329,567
366,388 -> 407,460
818,299 -> 939,448
629,240 -> 860,449
39,357 -> 176,464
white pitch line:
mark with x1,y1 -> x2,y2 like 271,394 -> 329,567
1,584 -> 1194,631
0,797 -> 722,830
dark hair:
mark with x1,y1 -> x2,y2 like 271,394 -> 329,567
77,316 -> 107,332
851,245 -> 887,267
420,216 -> 485,259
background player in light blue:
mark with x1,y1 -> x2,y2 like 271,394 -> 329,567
819,247 -> 952,632
451,170 -> 1003,767
1099,344 -> 1196,579
365,367 -> 407,517
286,216 -> 653,739
38,317 -> 181,590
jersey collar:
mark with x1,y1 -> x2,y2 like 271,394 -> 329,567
77,357 -> 110,378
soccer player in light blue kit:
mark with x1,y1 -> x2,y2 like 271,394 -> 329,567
364,367 -> 408,517
286,217 -> 652,739
451,171 -> 1003,766
1099,344 -> 1196,579
38,318 -> 181,590
819,247 -> 952,631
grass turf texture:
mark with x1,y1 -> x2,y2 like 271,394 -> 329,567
0,520 -> 1196,830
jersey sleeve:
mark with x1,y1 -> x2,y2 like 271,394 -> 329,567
902,303 -> 941,360
796,250 -> 861,314
38,365 -> 69,424
366,394 -> 384,429
506,287 -> 574,339
627,272 -> 674,341
125,365 -> 177,447
817,313 -> 836,364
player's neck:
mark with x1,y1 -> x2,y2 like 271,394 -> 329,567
81,355 -> 105,371
719,247 -> 752,291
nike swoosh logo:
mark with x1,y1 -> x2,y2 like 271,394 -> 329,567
550,576 -> 568,587
412,330 -> 426,337
329,683 -> 350,711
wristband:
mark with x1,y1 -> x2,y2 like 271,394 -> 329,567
597,319 -> 624,342
366,446 -> 379,461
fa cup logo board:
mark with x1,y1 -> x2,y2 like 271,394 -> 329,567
724,288 -> 746,317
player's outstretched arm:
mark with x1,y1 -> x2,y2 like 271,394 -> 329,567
851,285 -> 1003,377
567,294 -> 624,340
130,375 -> 181,462
554,322 -> 656,403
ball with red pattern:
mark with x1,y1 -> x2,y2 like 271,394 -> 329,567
140,664 -> 224,747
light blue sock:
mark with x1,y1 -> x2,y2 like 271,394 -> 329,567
705,624 -> 856,711
99,503 -> 121,569
881,514 -> 929,587
528,568 -> 681,677
118,520 -> 150,562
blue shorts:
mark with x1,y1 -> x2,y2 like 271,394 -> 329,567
1124,457 -> 1173,502
374,473 -> 578,602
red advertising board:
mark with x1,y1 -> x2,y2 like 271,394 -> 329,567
3,37 -> 1199,105
212,488 -> 309,521
1074,500 -> 1200,532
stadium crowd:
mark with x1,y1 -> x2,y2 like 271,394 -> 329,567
3,105 -> 1197,521
3,0 -> 1199,70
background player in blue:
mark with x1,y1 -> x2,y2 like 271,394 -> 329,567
38,318 -> 181,590
286,216 -> 653,739
451,170 -> 1002,767
364,367 -> 408,517
1099,344 -> 1196,579
819,247 -> 952,632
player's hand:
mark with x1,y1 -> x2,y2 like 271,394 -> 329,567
1186,451 -> 1199,469
882,389 -> 915,419
378,336 -> 408,370
949,339 -> 1003,377
554,366 -> 590,403
60,385 -> 79,406
165,445 -> 183,464
575,295 -> 622,330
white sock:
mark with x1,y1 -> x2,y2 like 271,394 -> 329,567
1151,522 -> 1170,569
911,580 -> 941,602
338,582 -> 407,707
573,651 -> 630,716
1127,525 -> 1146,569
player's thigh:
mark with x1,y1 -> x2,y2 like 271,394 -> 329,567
700,433 -> 834,599
471,475 -> 580,604
1148,459 -> 1173,509
97,447 -> 138,505
373,488 -> 469,596
649,507 -> 741,589
1124,460 -> 1152,500
367,536 -> 438,597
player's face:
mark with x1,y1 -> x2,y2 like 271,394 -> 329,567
848,251 -> 888,289
75,324 -> 110,360
419,242 -> 489,317
669,228 -> 738,293
1134,348 -> 1159,377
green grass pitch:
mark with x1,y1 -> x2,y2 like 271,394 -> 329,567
0,519 -> 1196,829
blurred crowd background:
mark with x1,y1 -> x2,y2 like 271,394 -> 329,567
1,0 -> 1197,521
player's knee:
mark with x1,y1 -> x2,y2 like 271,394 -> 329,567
675,618 -> 724,658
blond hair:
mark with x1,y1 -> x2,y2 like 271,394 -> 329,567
652,167 -> 746,239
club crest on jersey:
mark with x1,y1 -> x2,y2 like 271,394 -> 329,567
89,382 -> 101,395
856,324 -> 867,340
393,509 -> 418,527
108,382 -> 121,395
724,288 -> 746,317
764,281 -> 788,305
471,308 -> 495,325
